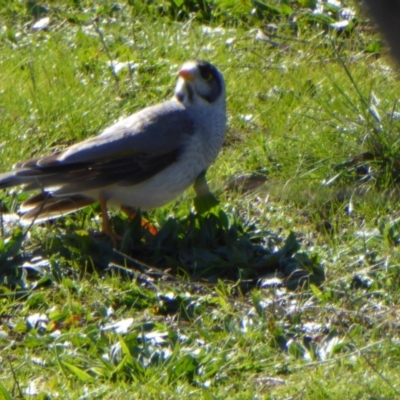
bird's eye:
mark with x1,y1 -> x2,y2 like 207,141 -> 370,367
200,69 -> 213,81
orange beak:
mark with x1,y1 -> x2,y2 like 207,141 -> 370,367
178,69 -> 195,81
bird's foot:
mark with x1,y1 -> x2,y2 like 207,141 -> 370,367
120,206 -> 158,235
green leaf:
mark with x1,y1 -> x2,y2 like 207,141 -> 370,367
202,389 -> 218,400
62,361 -> 94,382
14,320 -> 28,333
301,12 -> 334,25
279,231 -> 301,258
252,0 -> 282,15
288,341 -> 305,359
0,382 -> 12,400
280,4 -> 293,15
365,40 -> 383,53
194,192 -> 219,214
310,284 -> 324,302
0,229 -> 24,261
297,0 -> 317,8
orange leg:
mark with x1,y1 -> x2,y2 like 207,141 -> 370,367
120,206 -> 158,235
99,196 -> 124,247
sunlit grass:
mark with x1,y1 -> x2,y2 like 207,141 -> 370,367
1,0 -> 400,398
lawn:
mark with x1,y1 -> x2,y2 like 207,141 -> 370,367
1,0 -> 400,398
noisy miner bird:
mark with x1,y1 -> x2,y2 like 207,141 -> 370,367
0,60 -> 226,235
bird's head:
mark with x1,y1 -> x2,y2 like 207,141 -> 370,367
174,60 -> 225,109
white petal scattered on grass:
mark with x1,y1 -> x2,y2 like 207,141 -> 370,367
313,4 -> 324,14
370,91 -> 380,106
106,306 -> 116,317
102,317 -> 134,334
32,17 -> 50,31
391,111 -> 400,120
106,61 -> 138,74
255,376 -> 286,388
318,336 -> 342,361
49,330 -> 62,338
24,381 -> 38,396
26,313 -> 49,329
143,331 -> 168,344
239,114 -> 254,123
354,229 -> 380,238
340,7 -> 356,20
259,276 -> 283,288
22,257 -> 51,272
302,322 -> 323,334
109,342 -> 122,364
162,292 -> 176,300
202,44 -> 215,52
31,357 -> 47,366
202,26 -> 225,35
330,20 -> 349,29
0,330 -> 9,339
82,25 -> 97,38
255,29 -> 270,42
240,316 -> 252,333
369,104 -> 381,122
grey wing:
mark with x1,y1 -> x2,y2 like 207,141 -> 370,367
45,101 -> 194,165
0,102 -> 195,194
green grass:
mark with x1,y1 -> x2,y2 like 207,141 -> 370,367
2,0 -> 400,398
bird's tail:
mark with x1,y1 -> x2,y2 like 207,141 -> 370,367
20,193 -> 94,223
0,172 -> 24,189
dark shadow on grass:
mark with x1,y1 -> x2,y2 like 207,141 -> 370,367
0,210 -> 324,292
39,210 -> 324,291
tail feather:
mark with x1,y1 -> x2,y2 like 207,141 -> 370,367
0,171 -> 96,223
0,172 -> 22,189
20,193 -> 95,223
